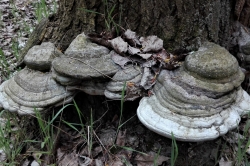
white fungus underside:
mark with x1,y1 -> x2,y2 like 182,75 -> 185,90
137,88 -> 250,142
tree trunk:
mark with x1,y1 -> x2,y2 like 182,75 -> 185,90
18,0 -> 242,65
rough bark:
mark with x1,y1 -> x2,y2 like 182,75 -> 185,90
18,0 -> 236,65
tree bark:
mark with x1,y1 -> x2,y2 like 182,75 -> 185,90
18,0 -> 238,65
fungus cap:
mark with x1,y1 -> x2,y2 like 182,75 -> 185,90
52,33 -> 120,80
137,42 -> 250,141
104,65 -> 142,101
0,68 -> 75,115
24,42 -> 63,71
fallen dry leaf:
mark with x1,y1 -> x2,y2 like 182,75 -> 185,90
142,60 -> 157,67
99,129 -> 116,147
108,36 -> 128,55
223,131 -> 244,144
125,82 -> 142,101
128,45 -> 141,55
135,151 -> 169,166
123,29 -> 141,46
111,50 -> 131,68
138,53 -> 152,60
107,150 -> 132,166
0,149 -> 6,163
57,148 -> 78,166
116,130 -> 127,146
219,157 -> 233,166
78,155 -> 93,166
140,67 -> 156,90
139,36 -> 163,53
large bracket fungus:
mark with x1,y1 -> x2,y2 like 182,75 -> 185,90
52,33 -> 120,81
104,65 -> 143,100
24,42 -> 64,71
0,41 -> 74,115
0,68 -> 74,115
137,42 -> 250,142
51,33 -> 120,95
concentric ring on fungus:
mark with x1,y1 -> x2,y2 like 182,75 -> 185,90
137,42 -> 250,141
0,68 -> 75,115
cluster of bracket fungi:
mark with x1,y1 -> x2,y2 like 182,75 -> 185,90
0,29 -> 250,141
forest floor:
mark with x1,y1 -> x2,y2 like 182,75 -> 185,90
0,0 -> 250,166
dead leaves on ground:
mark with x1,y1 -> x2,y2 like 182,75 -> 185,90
88,29 -> 188,100
54,126 -> 168,166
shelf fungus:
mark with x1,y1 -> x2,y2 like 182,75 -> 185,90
51,33 -> 120,95
104,65 -> 143,101
0,68 -> 75,115
137,42 -> 250,142
52,33 -> 120,81
24,42 -> 64,71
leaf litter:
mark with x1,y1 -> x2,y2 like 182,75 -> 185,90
88,29 -> 188,101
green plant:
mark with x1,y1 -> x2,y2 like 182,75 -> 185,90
116,82 -> 126,134
62,100 -> 96,156
62,100 -> 87,138
0,111 -> 26,165
35,0 -> 49,22
10,2 -> 18,19
235,119 -> 250,166
79,0 -> 123,34
34,108 -> 55,153
52,0 -> 58,14
154,148 -> 162,166
170,132 -> 178,166
23,104 -> 72,165
0,48 -> 11,80
11,40 -> 20,61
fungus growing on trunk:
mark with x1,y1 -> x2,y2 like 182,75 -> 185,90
137,42 -> 250,141
24,42 -> 63,71
52,33 -> 120,81
0,68 -> 74,115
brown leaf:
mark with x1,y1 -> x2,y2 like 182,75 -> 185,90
138,53 -> 152,60
116,130 -> 127,146
140,67 -> 156,90
142,60 -> 157,68
125,82 -> 142,101
111,50 -> 131,68
135,151 -> 169,166
57,148 -> 78,166
128,45 -> 141,55
123,29 -> 141,46
107,150 -> 133,166
152,49 -> 170,62
108,36 -> 128,55
219,157 -> 233,166
78,156 -> 93,166
139,36 -> 163,53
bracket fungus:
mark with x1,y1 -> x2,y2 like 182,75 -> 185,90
0,68 -> 74,115
52,33 -> 120,81
137,42 -> 250,142
51,33 -> 120,95
105,65 -> 143,100
24,42 -> 63,71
